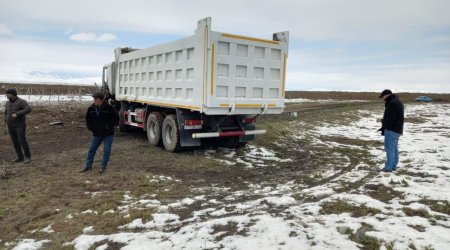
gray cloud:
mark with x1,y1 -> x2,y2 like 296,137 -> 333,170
1,0 -> 449,41
69,32 -> 117,42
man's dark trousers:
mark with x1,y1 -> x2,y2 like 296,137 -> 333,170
8,125 -> 31,160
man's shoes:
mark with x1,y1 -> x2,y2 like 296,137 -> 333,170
12,158 -> 24,163
79,166 -> 92,173
377,168 -> 393,173
23,158 -> 31,164
99,167 -> 106,174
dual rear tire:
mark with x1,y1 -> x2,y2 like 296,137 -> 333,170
146,112 -> 248,152
146,113 -> 181,152
146,112 -> 164,146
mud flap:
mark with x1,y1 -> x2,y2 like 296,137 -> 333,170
176,108 -> 202,147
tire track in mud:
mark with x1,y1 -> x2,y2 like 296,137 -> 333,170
196,102 -> 381,204
189,101 -> 390,222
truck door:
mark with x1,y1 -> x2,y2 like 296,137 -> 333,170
102,62 -> 115,95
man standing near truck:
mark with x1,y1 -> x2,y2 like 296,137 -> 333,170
377,89 -> 404,172
80,92 -> 119,173
4,88 -> 32,164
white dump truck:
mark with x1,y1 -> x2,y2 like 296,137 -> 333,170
102,17 -> 289,152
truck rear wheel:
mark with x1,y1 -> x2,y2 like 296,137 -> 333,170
146,112 -> 164,146
162,114 -> 181,152
119,106 -> 129,132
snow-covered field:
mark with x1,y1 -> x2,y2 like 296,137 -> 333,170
6,103 -> 450,250
0,95 -> 92,112
285,98 -> 368,103
0,95 -> 91,105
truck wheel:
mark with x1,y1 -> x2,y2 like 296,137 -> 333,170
162,114 -> 181,152
119,107 -> 129,132
146,112 -> 164,146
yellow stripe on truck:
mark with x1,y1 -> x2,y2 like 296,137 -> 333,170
219,104 -> 278,108
236,104 -> 262,108
221,33 -> 279,45
210,43 -> 215,96
119,98 -> 201,111
282,53 -> 287,98
202,26 -> 207,107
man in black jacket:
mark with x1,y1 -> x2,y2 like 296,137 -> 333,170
81,92 -> 119,173
4,88 -> 32,163
377,89 -> 404,172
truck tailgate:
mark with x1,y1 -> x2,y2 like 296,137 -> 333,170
204,30 -> 288,115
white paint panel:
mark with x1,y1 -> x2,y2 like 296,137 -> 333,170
217,64 -> 229,77
253,87 -> 263,98
236,87 -> 246,98
186,68 -> 194,80
217,86 -> 228,97
271,68 -> 280,80
236,44 -> 248,57
236,65 -> 247,78
175,88 -> 182,98
175,69 -> 183,81
254,67 -> 264,80
255,46 -> 265,58
218,41 -> 230,55
271,48 -> 281,60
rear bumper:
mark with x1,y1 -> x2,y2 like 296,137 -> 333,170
192,129 -> 266,139
202,106 -> 284,115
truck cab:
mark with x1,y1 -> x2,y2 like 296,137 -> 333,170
102,62 -> 115,99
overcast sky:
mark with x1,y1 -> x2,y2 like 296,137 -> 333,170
0,0 -> 449,92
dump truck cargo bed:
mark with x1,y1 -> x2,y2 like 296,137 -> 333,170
110,17 -> 289,115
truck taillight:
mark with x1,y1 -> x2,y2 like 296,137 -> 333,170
242,118 -> 256,124
185,120 -> 203,126
184,119 -> 203,130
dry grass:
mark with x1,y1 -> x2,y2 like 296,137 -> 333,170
320,199 -> 381,218
363,184 -> 404,203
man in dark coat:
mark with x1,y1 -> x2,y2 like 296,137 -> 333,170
4,88 -> 32,163
81,92 -> 119,173
377,89 -> 404,172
